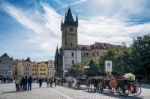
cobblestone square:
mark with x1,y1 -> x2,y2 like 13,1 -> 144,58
0,83 -> 150,99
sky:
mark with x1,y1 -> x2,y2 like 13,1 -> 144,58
0,0 -> 150,61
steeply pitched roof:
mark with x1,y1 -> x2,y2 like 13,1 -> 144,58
64,7 -> 74,23
62,7 -> 78,27
0,53 -> 10,58
25,57 -> 31,62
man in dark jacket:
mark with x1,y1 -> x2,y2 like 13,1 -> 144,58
39,78 -> 43,88
27,76 -> 33,90
24,76 -> 28,90
53,77 -> 57,87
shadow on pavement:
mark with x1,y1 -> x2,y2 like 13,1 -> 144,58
84,90 -> 143,99
1,90 -> 24,94
102,92 -> 142,99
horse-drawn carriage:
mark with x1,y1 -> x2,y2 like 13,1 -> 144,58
57,74 -> 141,97
86,76 -> 141,96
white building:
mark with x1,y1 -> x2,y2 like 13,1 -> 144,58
18,57 -> 32,77
47,60 -> 55,77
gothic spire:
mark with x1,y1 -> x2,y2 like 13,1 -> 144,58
55,46 -> 59,58
64,7 -> 74,23
61,6 -> 78,28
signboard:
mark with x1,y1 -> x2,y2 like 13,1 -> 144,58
105,60 -> 112,73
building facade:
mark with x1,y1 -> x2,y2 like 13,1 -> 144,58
0,53 -> 13,79
13,59 -> 22,78
47,60 -> 55,77
31,62 -> 38,78
17,57 -> 32,77
60,7 -> 81,76
55,7 -> 124,77
37,62 -> 48,78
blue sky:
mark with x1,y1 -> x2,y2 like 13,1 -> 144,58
0,0 -> 150,61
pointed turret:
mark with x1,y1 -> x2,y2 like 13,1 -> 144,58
64,7 -> 74,23
54,46 -> 61,77
55,46 -> 60,59
61,7 -> 78,27
76,15 -> 78,27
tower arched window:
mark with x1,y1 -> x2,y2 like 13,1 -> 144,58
72,53 -> 74,57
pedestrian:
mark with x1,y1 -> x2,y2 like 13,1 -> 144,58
15,76 -> 20,91
21,77 -> 26,91
46,78 -> 50,87
27,76 -> 33,90
20,77 -> 24,91
24,76 -> 28,90
38,78 -> 43,88
53,77 -> 57,87
50,78 -> 53,87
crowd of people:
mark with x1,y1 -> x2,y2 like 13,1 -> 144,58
15,76 -> 32,91
15,76 -> 57,91
0,77 -> 13,83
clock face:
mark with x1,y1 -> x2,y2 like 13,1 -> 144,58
70,27 -> 73,32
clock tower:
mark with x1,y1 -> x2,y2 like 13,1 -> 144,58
61,7 -> 78,50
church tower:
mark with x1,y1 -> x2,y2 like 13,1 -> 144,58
60,7 -> 81,76
61,7 -> 78,50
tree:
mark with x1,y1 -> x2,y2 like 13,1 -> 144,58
68,65 -> 80,77
67,62 -> 87,77
131,34 -> 150,79
85,60 -> 99,76
98,47 -> 132,76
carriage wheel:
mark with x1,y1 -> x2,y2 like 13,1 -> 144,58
130,82 -> 142,96
117,85 -> 129,96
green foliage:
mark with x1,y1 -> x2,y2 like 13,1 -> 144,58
131,34 -> 150,78
68,65 -> 80,77
98,34 -> 150,78
85,60 -> 99,76
67,63 -> 86,77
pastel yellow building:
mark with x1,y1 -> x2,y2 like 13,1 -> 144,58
31,62 -> 38,78
37,62 -> 48,78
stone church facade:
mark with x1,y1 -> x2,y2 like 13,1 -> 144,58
55,7 -> 123,77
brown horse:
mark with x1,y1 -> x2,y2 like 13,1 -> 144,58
57,77 -> 67,86
87,77 -> 104,92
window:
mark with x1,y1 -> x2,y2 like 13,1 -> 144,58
97,52 -> 99,56
72,60 -> 74,64
70,27 -> 73,32
72,53 -> 74,57
92,52 -> 94,57
70,43 -> 72,47
85,53 -> 88,56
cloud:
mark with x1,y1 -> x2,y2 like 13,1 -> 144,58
56,0 -> 90,10
2,2 -> 62,61
3,3 -> 43,34
79,16 -> 150,46
1,0 -> 150,61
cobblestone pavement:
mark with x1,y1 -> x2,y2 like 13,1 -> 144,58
0,83 -> 150,99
